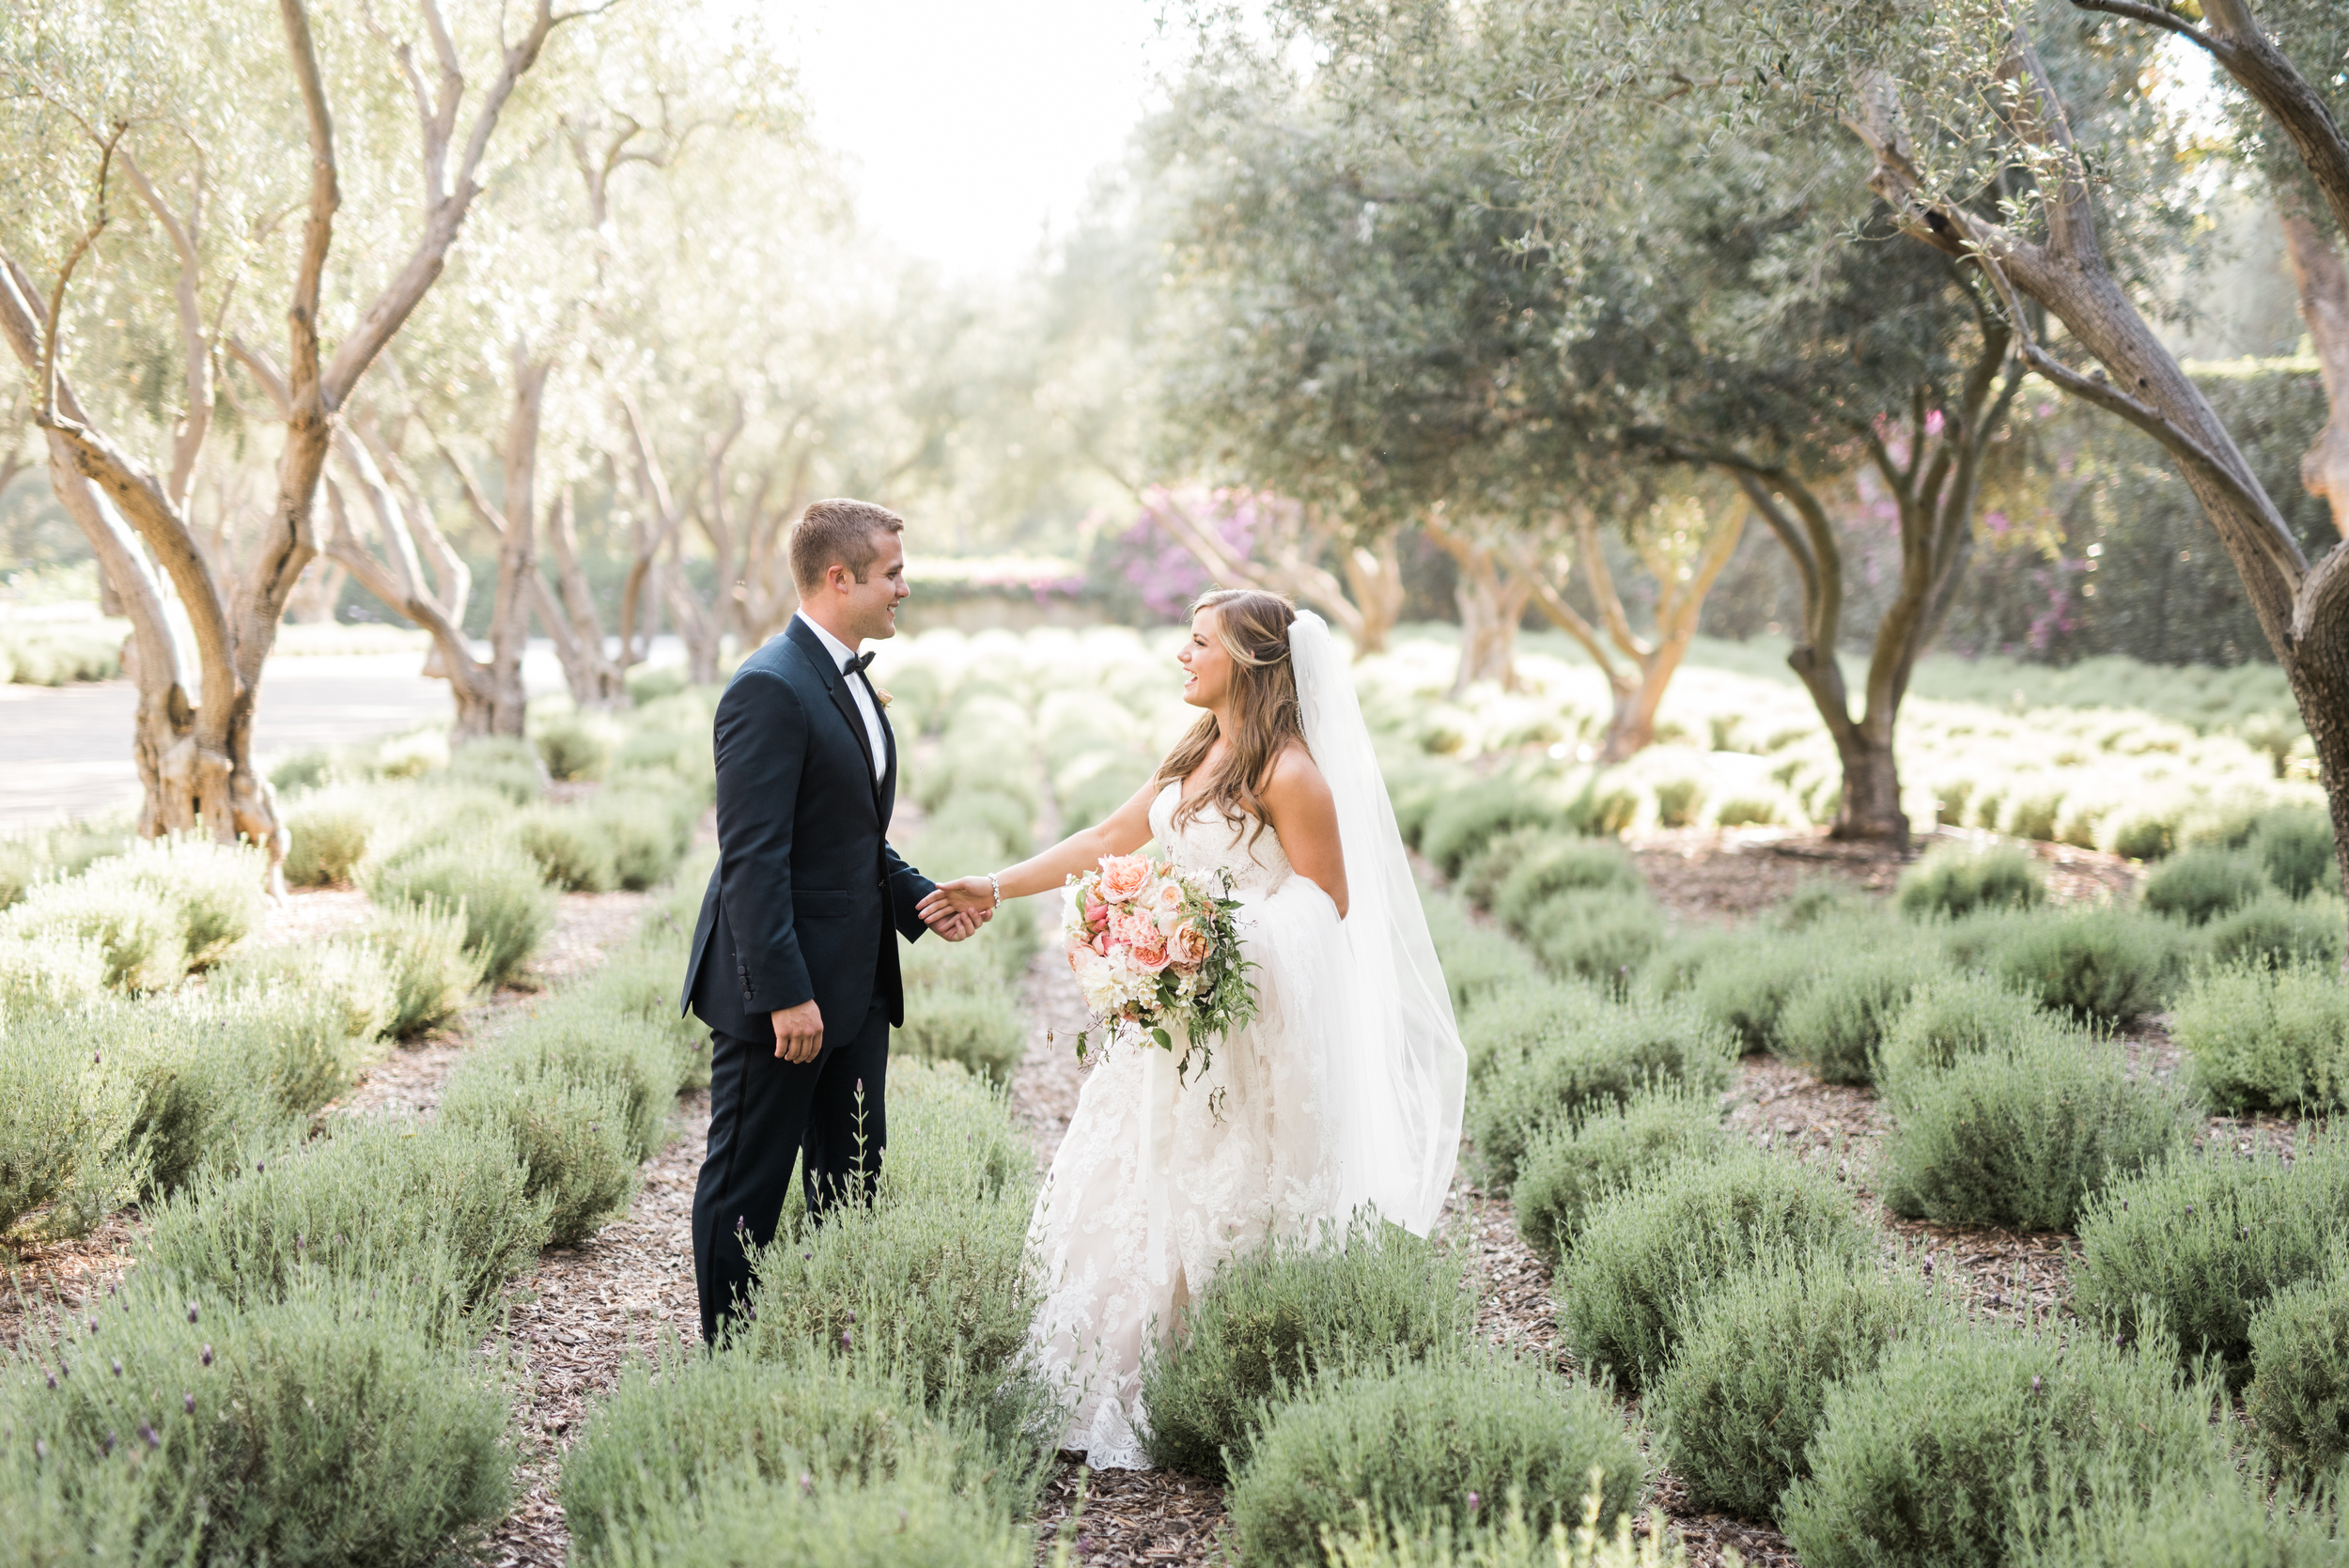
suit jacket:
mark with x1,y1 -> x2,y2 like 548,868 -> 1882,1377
680,617 -> 935,1042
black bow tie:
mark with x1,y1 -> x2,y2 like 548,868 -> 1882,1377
842,650 -> 876,677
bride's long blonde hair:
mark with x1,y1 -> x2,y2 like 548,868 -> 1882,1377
1155,589 -> 1303,846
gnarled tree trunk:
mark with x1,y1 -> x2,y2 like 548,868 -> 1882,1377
2282,211 -> 2349,538
1520,498 -> 1748,763
1423,512 -> 1530,692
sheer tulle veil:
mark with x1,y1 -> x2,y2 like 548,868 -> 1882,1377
1288,610 -> 1467,1234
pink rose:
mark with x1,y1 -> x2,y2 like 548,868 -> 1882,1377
1167,921 -> 1211,970
1097,855 -> 1152,903
1126,924 -> 1171,972
1092,932 -> 1110,956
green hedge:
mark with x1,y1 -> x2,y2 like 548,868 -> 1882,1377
1226,1357 -> 1649,1564
1559,1147 -> 1874,1394
1878,1027 -> 2199,1231
1652,1250 -> 1945,1521
1781,1323 -> 2233,1568
2070,1126 -> 2349,1382
0,1275 -> 511,1568
1139,1217 -> 1473,1481
2173,961 -> 2349,1115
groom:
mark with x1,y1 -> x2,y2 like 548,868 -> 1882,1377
679,496 -> 976,1345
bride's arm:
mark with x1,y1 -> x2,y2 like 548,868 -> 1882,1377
914,777 -> 1162,921
1262,745 -> 1347,918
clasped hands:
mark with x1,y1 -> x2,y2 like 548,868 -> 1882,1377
917,877 -> 1000,933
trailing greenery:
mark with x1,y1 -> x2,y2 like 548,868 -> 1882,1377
1559,1146 -> 1874,1393
2244,1257 -> 2349,1483
2070,1126 -> 2349,1381
1139,1217 -> 1475,1481
1226,1356 -> 1650,1565
1897,843 -> 2047,920
1468,993 -> 1736,1189
2173,961 -> 2349,1115
1651,1250 -> 1947,1522
0,1274 -> 512,1568
1779,1323 -> 2234,1568
1512,1087 -> 1731,1267
1878,1026 -> 2200,1231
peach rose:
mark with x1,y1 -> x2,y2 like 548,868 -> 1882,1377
1097,855 -> 1152,903
1126,923 -> 1172,972
1167,921 -> 1211,970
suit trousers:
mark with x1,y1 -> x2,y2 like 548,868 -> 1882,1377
691,998 -> 890,1346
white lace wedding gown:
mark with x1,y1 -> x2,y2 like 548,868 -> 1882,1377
1023,781 -> 1348,1468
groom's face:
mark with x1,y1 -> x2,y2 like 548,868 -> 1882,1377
830,530 -> 910,644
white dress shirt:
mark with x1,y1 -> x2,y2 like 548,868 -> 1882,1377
796,613 -> 886,780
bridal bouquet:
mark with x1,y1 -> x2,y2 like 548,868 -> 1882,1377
1063,853 -> 1256,1079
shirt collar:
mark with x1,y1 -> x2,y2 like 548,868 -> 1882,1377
794,611 -> 860,673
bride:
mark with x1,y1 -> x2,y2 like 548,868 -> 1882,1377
916,589 -> 1466,1468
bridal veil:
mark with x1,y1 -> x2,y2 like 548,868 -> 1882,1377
1288,610 -> 1467,1235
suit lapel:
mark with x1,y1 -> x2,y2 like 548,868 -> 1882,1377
783,620 -> 883,815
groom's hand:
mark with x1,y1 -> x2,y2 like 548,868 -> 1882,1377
926,908 -> 989,942
770,1001 -> 823,1063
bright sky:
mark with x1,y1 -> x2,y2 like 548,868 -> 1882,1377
785,1 -> 1183,278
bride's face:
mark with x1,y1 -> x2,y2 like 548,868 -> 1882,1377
1178,609 -> 1231,708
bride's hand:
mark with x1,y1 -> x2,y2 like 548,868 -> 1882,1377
917,877 -> 996,924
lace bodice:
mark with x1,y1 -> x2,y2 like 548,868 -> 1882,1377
1148,781 -> 1293,896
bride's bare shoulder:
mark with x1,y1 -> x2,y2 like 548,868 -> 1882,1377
1261,741 -> 1333,809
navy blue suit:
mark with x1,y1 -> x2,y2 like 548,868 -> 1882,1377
680,616 -> 935,1343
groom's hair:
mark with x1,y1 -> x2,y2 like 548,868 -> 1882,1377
790,498 -> 906,592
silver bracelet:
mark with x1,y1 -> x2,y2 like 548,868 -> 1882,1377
988,873 -> 1003,908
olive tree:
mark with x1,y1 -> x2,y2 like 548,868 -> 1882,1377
0,0 -> 579,877
1252,4 -> 2019,825
1455,0 -> 2349,881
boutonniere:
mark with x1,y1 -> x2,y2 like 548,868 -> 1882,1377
874,685 -> 894,708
